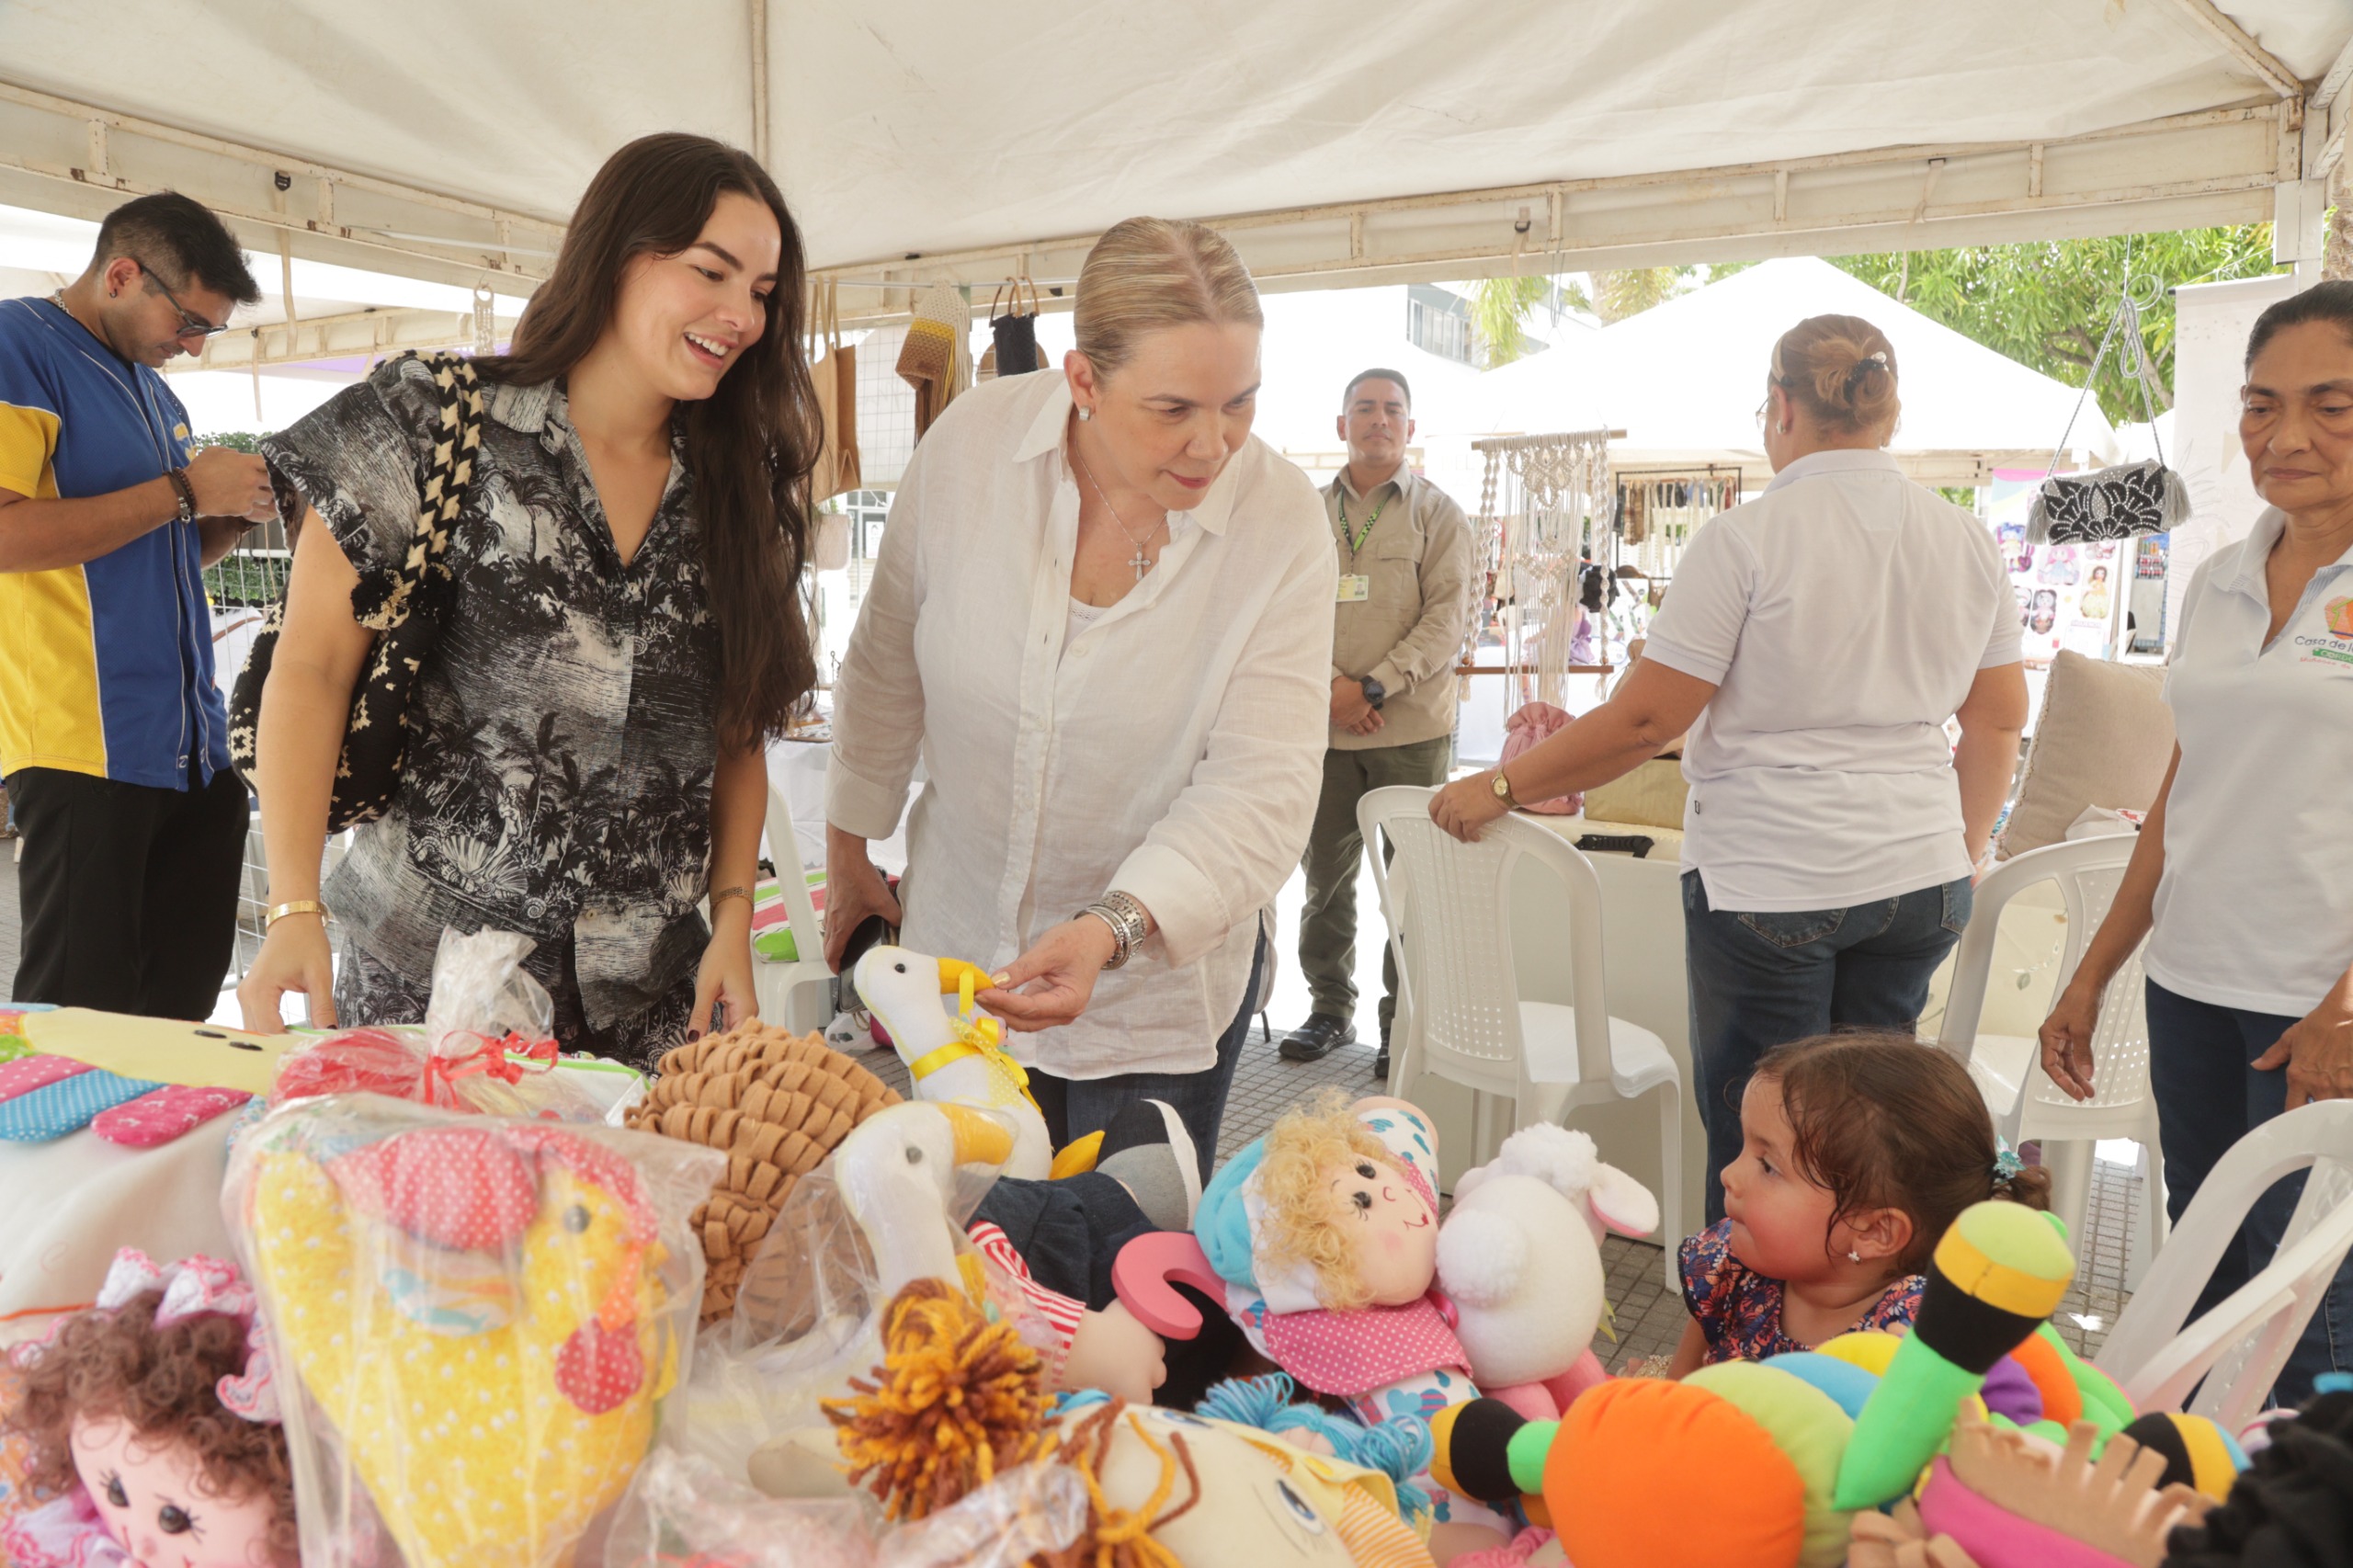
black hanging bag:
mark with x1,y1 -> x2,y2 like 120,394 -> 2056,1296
227,352 -> 483,831
2027,277 -> 2188,546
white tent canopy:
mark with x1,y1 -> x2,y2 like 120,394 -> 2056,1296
1468,257 -> 2118,487
1,2 -> 2347,329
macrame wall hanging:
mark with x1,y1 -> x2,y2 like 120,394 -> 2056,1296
1472,428 -> 1615,709
1615,470 -> 1738,579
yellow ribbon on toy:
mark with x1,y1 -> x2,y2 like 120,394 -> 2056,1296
904,961 -> 1043,1117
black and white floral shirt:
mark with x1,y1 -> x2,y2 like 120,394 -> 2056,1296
265,358 -> 722,1040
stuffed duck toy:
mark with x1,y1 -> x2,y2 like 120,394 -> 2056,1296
853,945 -> 1052,1179
1436,1124 -> 1658,1423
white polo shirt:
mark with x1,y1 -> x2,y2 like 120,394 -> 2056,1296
2146,507 -> 2353,1017
1642,449 -> 2022,912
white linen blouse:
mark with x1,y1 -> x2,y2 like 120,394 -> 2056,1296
827,370 -> 1336,1079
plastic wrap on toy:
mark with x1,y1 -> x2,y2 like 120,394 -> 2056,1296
269,928 -> 608,1121
222,1092 -> 724,1568
665,1102 -> 1044,1483
601,1446 -> 1084,1568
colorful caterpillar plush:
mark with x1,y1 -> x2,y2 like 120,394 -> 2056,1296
1427,1200 -> 2246,1568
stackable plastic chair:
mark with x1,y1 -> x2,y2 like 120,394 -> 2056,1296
1936,835 -> 2165,1286
1358,786 -> 1686,1287
749,782 -> 835,1032
2094,1100 -> 2353,1430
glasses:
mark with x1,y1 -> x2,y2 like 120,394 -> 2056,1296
129,256 -> 233,339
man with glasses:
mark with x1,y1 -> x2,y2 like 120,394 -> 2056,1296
0,191 -> 272,1018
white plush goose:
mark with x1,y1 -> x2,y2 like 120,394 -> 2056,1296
853,944 -> 1053,1179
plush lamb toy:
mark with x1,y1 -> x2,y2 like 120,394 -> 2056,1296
1437,1124 -> 1659,1423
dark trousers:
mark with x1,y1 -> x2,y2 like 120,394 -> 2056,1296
2146,980 -> 2350,1405
1297,735 -> 1452,1033
1029,929 -> 1266,1174
1682,870 -> 1972,1224
8,766 -> 249,1019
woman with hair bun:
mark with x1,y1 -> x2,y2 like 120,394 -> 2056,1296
1433,314 -> 2029,1225
824,217 -> 1333,1169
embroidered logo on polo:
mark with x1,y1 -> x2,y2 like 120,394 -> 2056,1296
2292,596 -> 2353,667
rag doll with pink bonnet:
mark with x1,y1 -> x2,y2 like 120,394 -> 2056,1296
1,1250 -> 293,1568
1195,1090 -> 1512,1561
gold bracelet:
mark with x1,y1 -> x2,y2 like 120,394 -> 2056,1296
710,885 -> 753,913
265,900 -> 329,929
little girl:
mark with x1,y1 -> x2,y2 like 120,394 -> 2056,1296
1667,1032 -> 2052,1373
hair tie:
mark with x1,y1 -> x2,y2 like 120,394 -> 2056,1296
1992,1142 -> 2024,1186
1845,351 -> 1891,387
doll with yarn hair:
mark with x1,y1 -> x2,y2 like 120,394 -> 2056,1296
1196,1091 -> 1511,1559
1,1252 -> 293,1568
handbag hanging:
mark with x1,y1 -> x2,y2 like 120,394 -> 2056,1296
808,279 -> 862,501
989,276 -> 1043,377
227,352 -> 483,833
2027,276 -> 2188,546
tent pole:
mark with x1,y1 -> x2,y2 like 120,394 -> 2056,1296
749,0 -> 771,168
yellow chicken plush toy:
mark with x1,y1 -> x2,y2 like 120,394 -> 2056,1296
240,1107 -> 715,1567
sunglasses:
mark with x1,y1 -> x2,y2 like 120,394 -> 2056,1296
130,256 -> 233,339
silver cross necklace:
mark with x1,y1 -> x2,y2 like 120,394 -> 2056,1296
1074,445 -> 1167,582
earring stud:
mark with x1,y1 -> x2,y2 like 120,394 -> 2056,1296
1846,1248 -> 1862,1262
1077,406 -> 1093,422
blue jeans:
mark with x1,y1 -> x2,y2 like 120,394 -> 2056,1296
1028,929 -> 1266,1174
1683,871 -> 1972,1224
2146,980 -> 2350,1405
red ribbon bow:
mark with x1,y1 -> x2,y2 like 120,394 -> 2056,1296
422,1031 -> 560,1103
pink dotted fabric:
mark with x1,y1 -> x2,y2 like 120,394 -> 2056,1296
0,1054 -> 93,1106
1257,1291 -> 1471,1398
327,1127 -> 539,1250
90,1085 -> 254,1148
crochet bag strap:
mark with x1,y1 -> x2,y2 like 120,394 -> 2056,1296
2041,273 -> 2165,483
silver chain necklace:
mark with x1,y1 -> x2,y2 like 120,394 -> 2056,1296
1073,444 -> 1167,582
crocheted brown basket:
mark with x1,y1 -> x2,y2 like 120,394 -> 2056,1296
627,1020 -> 901,1323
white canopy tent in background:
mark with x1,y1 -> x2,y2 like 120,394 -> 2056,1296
1461,257 -> 2120,489
0,1 -> 2346,346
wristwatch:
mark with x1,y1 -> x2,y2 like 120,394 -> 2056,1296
1490,767 -> 1520,810
1358,676 -> 1386,711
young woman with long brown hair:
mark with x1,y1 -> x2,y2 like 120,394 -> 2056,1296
237,133 -> 820,1063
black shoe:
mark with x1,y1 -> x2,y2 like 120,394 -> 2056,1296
1279,1013 -> 1356,1062
1373,1025 -> 1392,1080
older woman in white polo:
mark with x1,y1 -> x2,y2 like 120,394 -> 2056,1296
2041,282 -> 2353,1402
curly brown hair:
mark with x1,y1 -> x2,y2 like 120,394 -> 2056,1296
2,1290 -> 296,1560
1755,1033 -> 2055,1277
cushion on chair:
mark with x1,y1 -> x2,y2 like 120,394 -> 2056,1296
1579,758 -> 1689,832
1995,652 -> 2173,859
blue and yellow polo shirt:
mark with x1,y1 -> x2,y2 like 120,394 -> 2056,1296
0,297 -> 232,790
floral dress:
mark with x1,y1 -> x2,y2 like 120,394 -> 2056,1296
264,360 -> 723,1066
1678,1218 -> 1925,1365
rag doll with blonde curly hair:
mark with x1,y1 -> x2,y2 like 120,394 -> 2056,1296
0,1252 -> 294,1568
1196,1091 -> 1511,1560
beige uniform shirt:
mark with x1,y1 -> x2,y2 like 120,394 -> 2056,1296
1325,465 -> 1474,751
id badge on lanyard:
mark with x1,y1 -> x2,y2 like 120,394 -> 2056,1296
1336,574 -> 1370,603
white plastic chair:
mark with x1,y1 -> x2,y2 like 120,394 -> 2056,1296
1359,786 -> 1686,1287
1937,835 -> 2165,1287
749,783 -> 835,1032
2094,1100 -> 2353,1430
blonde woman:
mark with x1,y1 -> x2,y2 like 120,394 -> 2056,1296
825,218 -> 1334,1168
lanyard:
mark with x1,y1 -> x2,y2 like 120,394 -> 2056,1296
1338,489 -> 1388,560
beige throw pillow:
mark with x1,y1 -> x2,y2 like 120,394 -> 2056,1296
1995,651 -> 2174,859
1580,756 -> 1690,831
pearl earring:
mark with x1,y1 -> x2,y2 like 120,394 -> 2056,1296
1077,406 -> 1092,422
